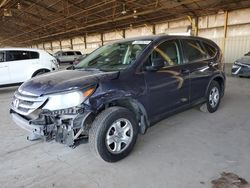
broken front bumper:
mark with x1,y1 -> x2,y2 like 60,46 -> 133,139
10,109 -> 92,146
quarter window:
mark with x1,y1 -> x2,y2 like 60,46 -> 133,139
29,51 -> 39,59
182,40 -> 206,62
203,42 -> 216,58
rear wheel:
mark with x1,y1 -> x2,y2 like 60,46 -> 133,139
206,81 -> 221,113
89,107 -> 138,162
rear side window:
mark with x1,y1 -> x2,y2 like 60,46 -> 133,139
66,51 -> 75,56
29,51 -> 39,59
203,42 -> 217,58
75,51 -> 82,55
182,40 -> 206,62
0,51 -> 4,62
6,51 -> 30,61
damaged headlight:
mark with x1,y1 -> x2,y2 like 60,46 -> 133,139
43,88 -> 95,111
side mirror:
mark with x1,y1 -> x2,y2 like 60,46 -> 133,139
145,58 -> 164,72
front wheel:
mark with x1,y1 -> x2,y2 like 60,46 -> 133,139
206,81 -> 221,113
89,107 -> 138,162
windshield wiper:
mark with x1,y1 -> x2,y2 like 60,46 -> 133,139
77,67 -> 101,71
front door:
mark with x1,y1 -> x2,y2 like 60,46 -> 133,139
143,40 -> 190,119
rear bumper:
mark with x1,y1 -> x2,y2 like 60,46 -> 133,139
10,111 -> 45,136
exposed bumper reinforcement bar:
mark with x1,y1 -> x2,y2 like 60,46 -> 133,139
11,112 -> 45,136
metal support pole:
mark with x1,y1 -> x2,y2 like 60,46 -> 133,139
59,40 -> 62,50
101,33 -> 104,46
84,34 -> 87,49
50,42 -> 53,52
153,24 -> 156,35
122,29 -> 125,38
70,38 -> 73,50
187,16 -> 198,36
222,10 -> 228,54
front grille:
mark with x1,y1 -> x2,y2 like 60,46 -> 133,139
11,91 -> 48,116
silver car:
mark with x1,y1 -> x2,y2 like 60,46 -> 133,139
232,51 -> 250,77
54,50 -> 82,64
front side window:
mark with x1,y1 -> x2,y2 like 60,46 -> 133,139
76,40 -> 151,71
75,51 -> 82,55
0,52 -> 4,62
6,51 -> 30,61
145,40 -> 181,68
182,40 -> 206,62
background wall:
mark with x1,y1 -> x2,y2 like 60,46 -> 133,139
33,8 -> 250,64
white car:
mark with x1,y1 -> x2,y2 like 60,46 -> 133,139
54,50 -> 82,64
0,48 -> 59,86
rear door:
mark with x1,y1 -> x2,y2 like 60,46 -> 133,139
75,51 -> 82,59
181,39 -> 211,102
143,39 -> 190,119
0,51 -> 10,85
7,50 -> 37,83
65,51 -> 76,62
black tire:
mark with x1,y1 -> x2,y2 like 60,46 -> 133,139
89,107 -> 138,162
206,81 -> 221,113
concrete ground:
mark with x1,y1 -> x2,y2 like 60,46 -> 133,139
0,76 -> 250,188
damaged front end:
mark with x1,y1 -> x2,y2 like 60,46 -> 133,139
10,89 -> 95,147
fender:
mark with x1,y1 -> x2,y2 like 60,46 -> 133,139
205,72 -> 226,97
87,89 -> 149,134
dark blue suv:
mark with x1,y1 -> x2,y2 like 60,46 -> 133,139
10,35 -> 225,162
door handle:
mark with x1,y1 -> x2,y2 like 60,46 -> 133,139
180,69 -> 190,74
208,61 -> 214,66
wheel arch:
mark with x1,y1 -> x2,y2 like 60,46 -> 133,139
206,74 -> 225,97
101,98 -> 149,134
31,68 -> 50,77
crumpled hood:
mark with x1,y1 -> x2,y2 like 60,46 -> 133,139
236,56 -> 250,65
19,70 -> 119,96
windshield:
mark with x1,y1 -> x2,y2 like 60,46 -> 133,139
75,40 -> 151,71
